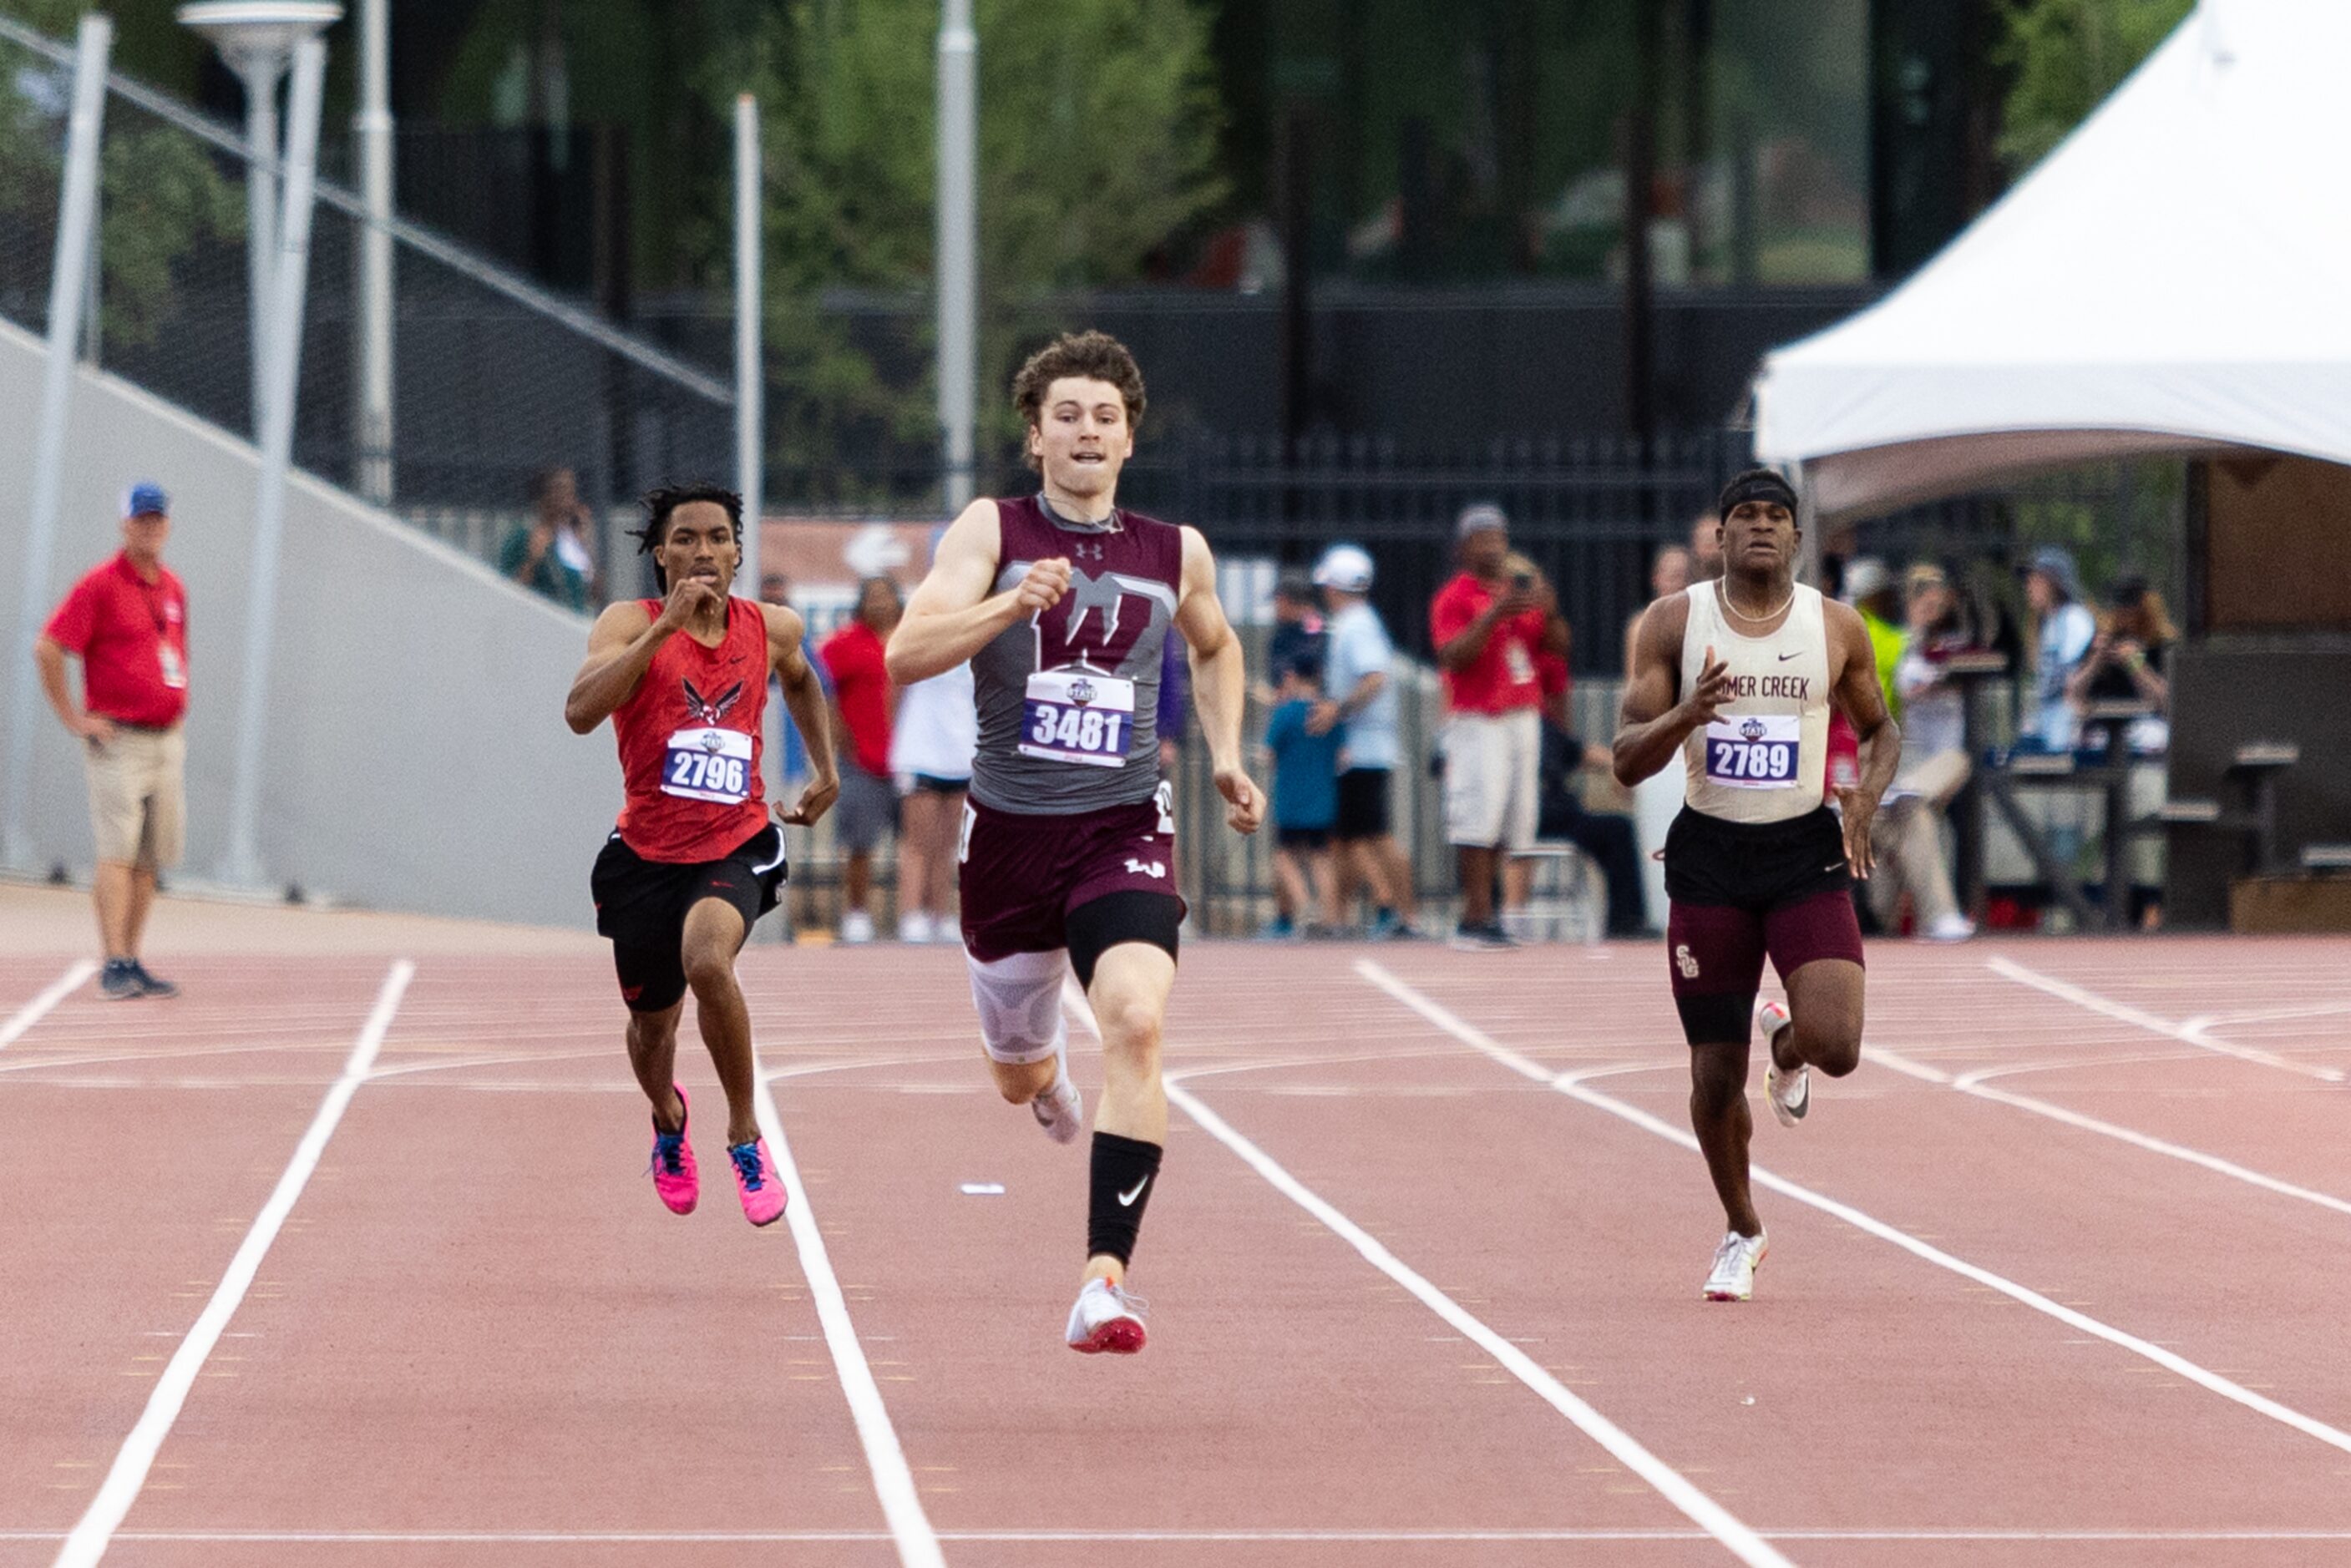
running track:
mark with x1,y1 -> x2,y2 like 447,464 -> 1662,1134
7,923 -> 2351,1566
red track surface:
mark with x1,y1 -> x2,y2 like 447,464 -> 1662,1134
8,927 -> 2351,1566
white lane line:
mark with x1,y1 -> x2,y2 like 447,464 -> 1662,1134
53,959 -> 415,1568
2204,1000 -> 2351,1028
752,1050 -> 943,1568
18,1528 -> 2351,1545
1055,983 -> 1789,1568
1987,956 -> 2343,1083
0,959 -> 98,1050
1357,959 -> 2351,1461
1868,1047 -> 2351,1221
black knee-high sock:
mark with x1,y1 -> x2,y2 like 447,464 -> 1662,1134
1087,1131 -> 1163,1267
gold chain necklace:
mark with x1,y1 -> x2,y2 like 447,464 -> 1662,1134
1720,581 -> 1795,624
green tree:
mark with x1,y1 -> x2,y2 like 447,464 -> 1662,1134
0,3 -> 242,349
742,0 -> 1225,505
1996,0 -> 2194,175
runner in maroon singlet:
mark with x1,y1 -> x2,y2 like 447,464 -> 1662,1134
565,484 -> 839,1227
887,331 -> 1263,1353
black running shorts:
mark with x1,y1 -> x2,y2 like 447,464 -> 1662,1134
591,822 -> 787,1013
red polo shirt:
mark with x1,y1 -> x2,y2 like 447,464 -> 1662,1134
1429,571 -> 1544,716
818,620 -> 894,776
43,552 -> 189,726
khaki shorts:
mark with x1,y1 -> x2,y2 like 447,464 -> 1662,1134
84,724 -> 185,868
1442,708 -> 1541,852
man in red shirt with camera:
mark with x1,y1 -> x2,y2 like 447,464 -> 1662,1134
1429,503 -> 1568,948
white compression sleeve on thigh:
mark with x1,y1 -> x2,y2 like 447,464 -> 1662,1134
965,948 -> 1070,1065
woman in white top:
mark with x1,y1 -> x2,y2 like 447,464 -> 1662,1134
889,659 -> 977,943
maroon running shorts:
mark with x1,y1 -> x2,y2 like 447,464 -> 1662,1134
959,784 -> 1186,963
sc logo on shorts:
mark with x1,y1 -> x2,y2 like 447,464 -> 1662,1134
1675,943 -> 1700,979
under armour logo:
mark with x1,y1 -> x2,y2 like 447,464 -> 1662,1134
1125,857 -> 1167,878
1675,943 -> 1700,979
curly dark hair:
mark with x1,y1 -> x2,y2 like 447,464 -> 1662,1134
631,483 -> 743,593
1011,330 -> 1147,471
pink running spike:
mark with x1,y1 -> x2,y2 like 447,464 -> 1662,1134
649,1085 -> 697,1215
727,1137 -> 788,1227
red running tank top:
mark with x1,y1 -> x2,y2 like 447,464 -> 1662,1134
611,596 -> 771,862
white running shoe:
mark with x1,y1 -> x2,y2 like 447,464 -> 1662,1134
839,909 -> 875,944
1702,1229 -> 1768,1302
1757,997 -> 1808,1128
1031,1064 -> 1083,1146
1922,913 -> 1975,943
897,909 -> 935,944
1065,1276 -> 1148,1354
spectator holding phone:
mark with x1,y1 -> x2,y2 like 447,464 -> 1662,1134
1430,503 -> 1568,948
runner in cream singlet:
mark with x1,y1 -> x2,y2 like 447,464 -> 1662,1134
1611,468 -> 1901,1304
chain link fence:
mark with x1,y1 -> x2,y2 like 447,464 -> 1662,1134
0,26 -> 70,342
0,13 -> 731,597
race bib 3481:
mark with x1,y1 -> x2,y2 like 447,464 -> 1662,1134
1018,670 -> 1134,770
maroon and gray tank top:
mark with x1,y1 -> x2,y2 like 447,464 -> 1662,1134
969,494 -> 1182,815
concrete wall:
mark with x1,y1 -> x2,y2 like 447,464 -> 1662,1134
0,318 -> 622,926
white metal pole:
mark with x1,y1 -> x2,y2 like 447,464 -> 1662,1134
220,35 -> 326,888
734,93 -> 762,589
239,57 -> 282,437
936,0 -> 977,514
356,0 -> 394,503
3,14 -> 112,872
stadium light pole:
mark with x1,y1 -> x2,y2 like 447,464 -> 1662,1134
354,0 -> 394,504
936,0 -> 977,514
220,34 -> 328,889
735,94 -> 762,588
175,3 -> 342,440
2,14 -> 111,873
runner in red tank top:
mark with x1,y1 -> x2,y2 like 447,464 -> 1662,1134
565,483 -> 839,1227
887,331 -> 1263,1354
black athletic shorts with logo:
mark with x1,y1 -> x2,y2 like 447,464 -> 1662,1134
591,822 -> 787,1013
1662,806 -> 1863,1045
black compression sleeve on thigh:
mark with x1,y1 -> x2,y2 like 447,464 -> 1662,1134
612,940 -> 688,1014
1087,1131 -> 1164,1267
1066,890 -> 1182,989
1675,991 -> 1754,1046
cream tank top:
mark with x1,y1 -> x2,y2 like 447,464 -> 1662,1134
1679,580 -> 1832,824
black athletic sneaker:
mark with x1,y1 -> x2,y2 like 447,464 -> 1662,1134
1447,920 -> 1517,952
129,962 -> 179,999
98,959 -> 142,1000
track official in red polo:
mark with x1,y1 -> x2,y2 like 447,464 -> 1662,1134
35,482 -> 188,1000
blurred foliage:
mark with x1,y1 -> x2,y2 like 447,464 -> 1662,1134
1996,0 -> 2194,175
0,12 -> 242,348
737,0 -> 1226,507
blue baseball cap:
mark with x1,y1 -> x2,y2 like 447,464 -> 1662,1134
123,482 -> 170,518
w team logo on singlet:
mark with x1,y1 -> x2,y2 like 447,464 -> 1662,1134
1036,572 -> 1155,674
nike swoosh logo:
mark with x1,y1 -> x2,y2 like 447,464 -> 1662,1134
1778,651 -> 1801,661
1117,1176 -> 1150,1206
1822,862 -> 1847,873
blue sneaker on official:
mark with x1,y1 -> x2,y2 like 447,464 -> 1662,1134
129,961 -> 179,999
99,959 -> 142,1000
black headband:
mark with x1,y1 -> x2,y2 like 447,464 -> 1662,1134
1716,470 -> 1800,518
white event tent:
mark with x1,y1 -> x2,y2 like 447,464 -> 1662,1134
1752,0 -> 2351,520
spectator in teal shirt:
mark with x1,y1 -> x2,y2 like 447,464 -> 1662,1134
499,467 -> 596,613
1263,650 -> 1342,937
